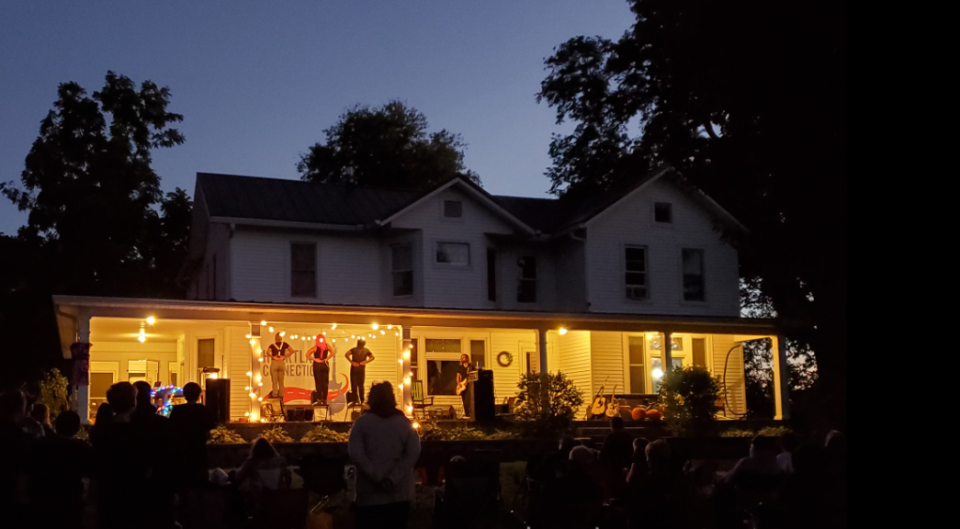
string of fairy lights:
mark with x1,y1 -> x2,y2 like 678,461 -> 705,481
245,321 -> 409,423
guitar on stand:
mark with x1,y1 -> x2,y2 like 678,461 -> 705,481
605,385 -> 620,419
588,377 -> 610,420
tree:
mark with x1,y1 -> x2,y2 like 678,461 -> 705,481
297,100 -> 480,189
538,0 -> 846,427
1,71 -> 190,298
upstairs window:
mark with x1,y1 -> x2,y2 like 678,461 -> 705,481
682,249 -> 705,301
517,256 -> 537,303
392,244 -> 414,297
655,202 -> 673,223
291,243 -> 317,298
625,246 -> 648,300
436,242 -> 470,266
443,200 -> 463,218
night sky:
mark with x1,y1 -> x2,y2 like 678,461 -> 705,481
0,0 -> 631,235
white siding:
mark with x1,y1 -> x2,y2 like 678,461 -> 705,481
226,326 -> 253,420
554,239 -> 588,312
557,331 -> 592,418
713,335 -> 747,416
495,245 -> 558,312
591,332 -> 626,399
230,229 -> 381,305
391,187 -> 518,309
490,330 -> 538,403
585,179 -> 740,317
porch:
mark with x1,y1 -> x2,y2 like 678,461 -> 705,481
53,296 -> 789,424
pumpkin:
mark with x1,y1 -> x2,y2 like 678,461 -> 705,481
631,407 -> 647,421
646,409 -> 662,421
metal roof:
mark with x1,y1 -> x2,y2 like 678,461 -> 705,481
197,173 -> 423,226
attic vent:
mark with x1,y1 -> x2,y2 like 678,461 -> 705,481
444,200 -> 463,218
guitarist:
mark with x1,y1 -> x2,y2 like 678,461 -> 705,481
455,354 -> 472,418
306,336 -> 333,405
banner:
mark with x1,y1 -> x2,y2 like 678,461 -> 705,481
262,343 -> 351,415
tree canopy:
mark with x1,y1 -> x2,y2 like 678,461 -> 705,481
1,71 -> 191,299
297,100 -> 480,189
539,0 -> 846,425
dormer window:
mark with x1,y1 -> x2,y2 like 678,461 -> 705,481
654,202 -> 673,224
444,200 -> 463,218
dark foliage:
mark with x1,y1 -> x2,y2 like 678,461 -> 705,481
539,0 -> 846,427
297,100 -> 480,189
1,71 -> 190,299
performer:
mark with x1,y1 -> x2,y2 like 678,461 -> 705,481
455,354 -> 472,418
306,335 -> 333,405
266,333 -> 294,398
346,338 -> 375,404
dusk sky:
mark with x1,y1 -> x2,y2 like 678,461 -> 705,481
0,1 -> 632,235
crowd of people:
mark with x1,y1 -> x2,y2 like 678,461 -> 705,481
1,381 -> 220,529
529,416 -> 847,529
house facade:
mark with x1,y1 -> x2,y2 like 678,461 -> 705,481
54,167 -> 790,423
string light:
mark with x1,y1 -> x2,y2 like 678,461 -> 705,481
246,372 -> 253,377
558,327 -> 568,336
380,330 -> 386,335
372,323 -> 379,330
387,325 -> 393,330
146,316 -> 156,326
331,324 -> 338,330
269,327 -> 275,333
138,335 -> 146,343
249,392 -> 257,398
245,334 -> 252,339
261,320 -> 267,326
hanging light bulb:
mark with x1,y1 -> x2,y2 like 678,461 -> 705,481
246,372 -> 253,377
331,324 -> 338,330
261,320 -> 268,326
372,323 -> 379,330
245,334 -> 252,339
249,392 -> 257,398
138,335 -> 146,343
280,331 -> 286,337
558,327 -> 568,336
245,387 -> 250,391
388,325 -> 393,330
146,316 -> 156,326
403,351 -> 411,360
269,327 -> 275,333
398,359 -> 404,364
258,358 -> 264,363
380,330 -> 386,335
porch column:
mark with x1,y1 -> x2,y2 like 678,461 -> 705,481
78,310 -> 91,424
537,327 -> 549,374
248,323 -> 264,422
401,327 -> 413,417
662,331 -> 674,379
770,335 -> 792,420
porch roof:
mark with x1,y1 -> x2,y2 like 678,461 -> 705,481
54,295 -> 779,336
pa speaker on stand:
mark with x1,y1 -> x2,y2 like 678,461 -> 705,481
205,379 -> 231,425
473,369 -> 495,423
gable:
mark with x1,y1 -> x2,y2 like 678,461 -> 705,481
388,185 -> 518,235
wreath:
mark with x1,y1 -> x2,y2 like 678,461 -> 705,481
497,351 -> 514,367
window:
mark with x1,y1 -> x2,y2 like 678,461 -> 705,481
392,244 -> 414,297
655,202 -> 673,223
444,200 -> 463,218
424,339 -> 463,396
436,242 -> 470,265
682,249 -> 705,301
291,243 -> 317,297
198,338 -> 216,368
628,336 -> 646,394
652,356 -> 684,393
517,256 -> 537,303
487,248 -> 497,302
625,246 -> 648,300
470,340 -> 485,368
692,338 -> 707,368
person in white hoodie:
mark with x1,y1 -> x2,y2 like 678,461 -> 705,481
348,381 -> 422,528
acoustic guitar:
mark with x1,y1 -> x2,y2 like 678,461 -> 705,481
589,377 -> 610,419
605,384 -> 620,418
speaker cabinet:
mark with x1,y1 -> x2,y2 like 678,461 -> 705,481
473,369 -> 495,422
205,379 -> 231,425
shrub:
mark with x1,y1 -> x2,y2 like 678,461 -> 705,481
514,372 -> 584,438
301,425 -> 350,443
39,369 -> 70,417
721,429 -> 757,438
208,426 -> 247,445
415,418 -> 517,441
660,366 -> 721,437
260,426 -> 294,444
758,426 -> 793,438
